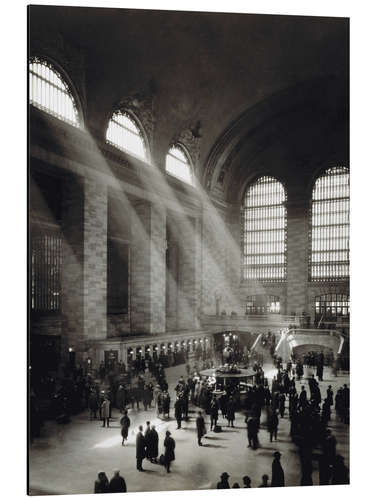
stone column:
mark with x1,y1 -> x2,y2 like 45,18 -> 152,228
166,241 -> 179,331
83,178 -> 108,340
131,200 -> 166,334
177,216 -> 199,330
61,175 -> 108,359
61,175 -> 84,355
286,197 -> 309,316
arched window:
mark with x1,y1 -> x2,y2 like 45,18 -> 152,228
166,145 -> 194,185
310,166 -> 349,281
106,111 -> 147,160
242,176 -> 287,281
29,57 -> 80,127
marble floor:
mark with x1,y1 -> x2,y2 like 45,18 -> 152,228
28,364 -> 349,495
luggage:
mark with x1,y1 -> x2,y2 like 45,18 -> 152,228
213,425 -> 222,433
159,454 -> 165,466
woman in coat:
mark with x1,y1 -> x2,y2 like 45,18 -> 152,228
120,410 -> 130,445
163,430 -> 175,472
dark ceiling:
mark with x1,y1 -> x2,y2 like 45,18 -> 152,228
29,6 -> 349,192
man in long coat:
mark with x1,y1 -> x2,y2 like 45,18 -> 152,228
163,430 -> 175,473
209,397 -> 219,430
271,451 -> 285,487
136,425 -> 146,471
196,411 -> 206,446
144,421 -> 152,459
101,397 -> 110,428
116,385 -> 126,412
148,425 -> 159,463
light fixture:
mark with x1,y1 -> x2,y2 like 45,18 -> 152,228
68,347 -> 73,353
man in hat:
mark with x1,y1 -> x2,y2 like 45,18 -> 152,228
217,472 -> 230,489
136,425 -> 146,471
271,451 -> 285,487
196,410 -> 206,446
259,474 -> 269,487
163,430 -> 175,473
109,469 -> 127,493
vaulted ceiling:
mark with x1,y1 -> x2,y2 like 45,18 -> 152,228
29,6 -> 349,196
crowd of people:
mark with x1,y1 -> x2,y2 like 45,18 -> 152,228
31,342 -> 350,491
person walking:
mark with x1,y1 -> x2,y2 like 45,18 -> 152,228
174,397 -> 183,429
94,471 -> 109,493
136,425 -> 146,471
196,410 -> 206,446
226,396 -> 235,428
217,472 -> 230,489
271,451 -> 285,487
120,410 -> 130,446
88,390 -> 98,420
210,396 -> 219,430
246,415 -> 259,449
163,430 -> 175,473
101,396 -> 110,428
109,469 -> 127,493
268,409 -> 279,442
148,425 -> 159,463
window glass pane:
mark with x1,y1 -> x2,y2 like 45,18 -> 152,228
106,111 -> 147,160
242,176 -> 286,281
166,146 -> 193,185
31,232 -> 62,312
311,167 -> 349,281
29,57 -> 79,127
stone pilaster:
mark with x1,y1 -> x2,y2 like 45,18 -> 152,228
61,176 -> 108,358
286,198 -> 309,315
177,216 -> 199,330
131,200 -> 166,334
83,179 -> 108,339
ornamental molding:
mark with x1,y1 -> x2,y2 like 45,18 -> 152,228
170,125 -> 202,171
113,85 -> 155,155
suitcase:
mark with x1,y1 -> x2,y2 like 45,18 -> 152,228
213,425 -> 222,433
159,454 -> 165,466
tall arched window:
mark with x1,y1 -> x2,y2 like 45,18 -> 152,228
106,111 -> 147,160
310,166 -> 349,281
166,145 -> 194,185
29,57 -> 80,127
242,176 -> 287,281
